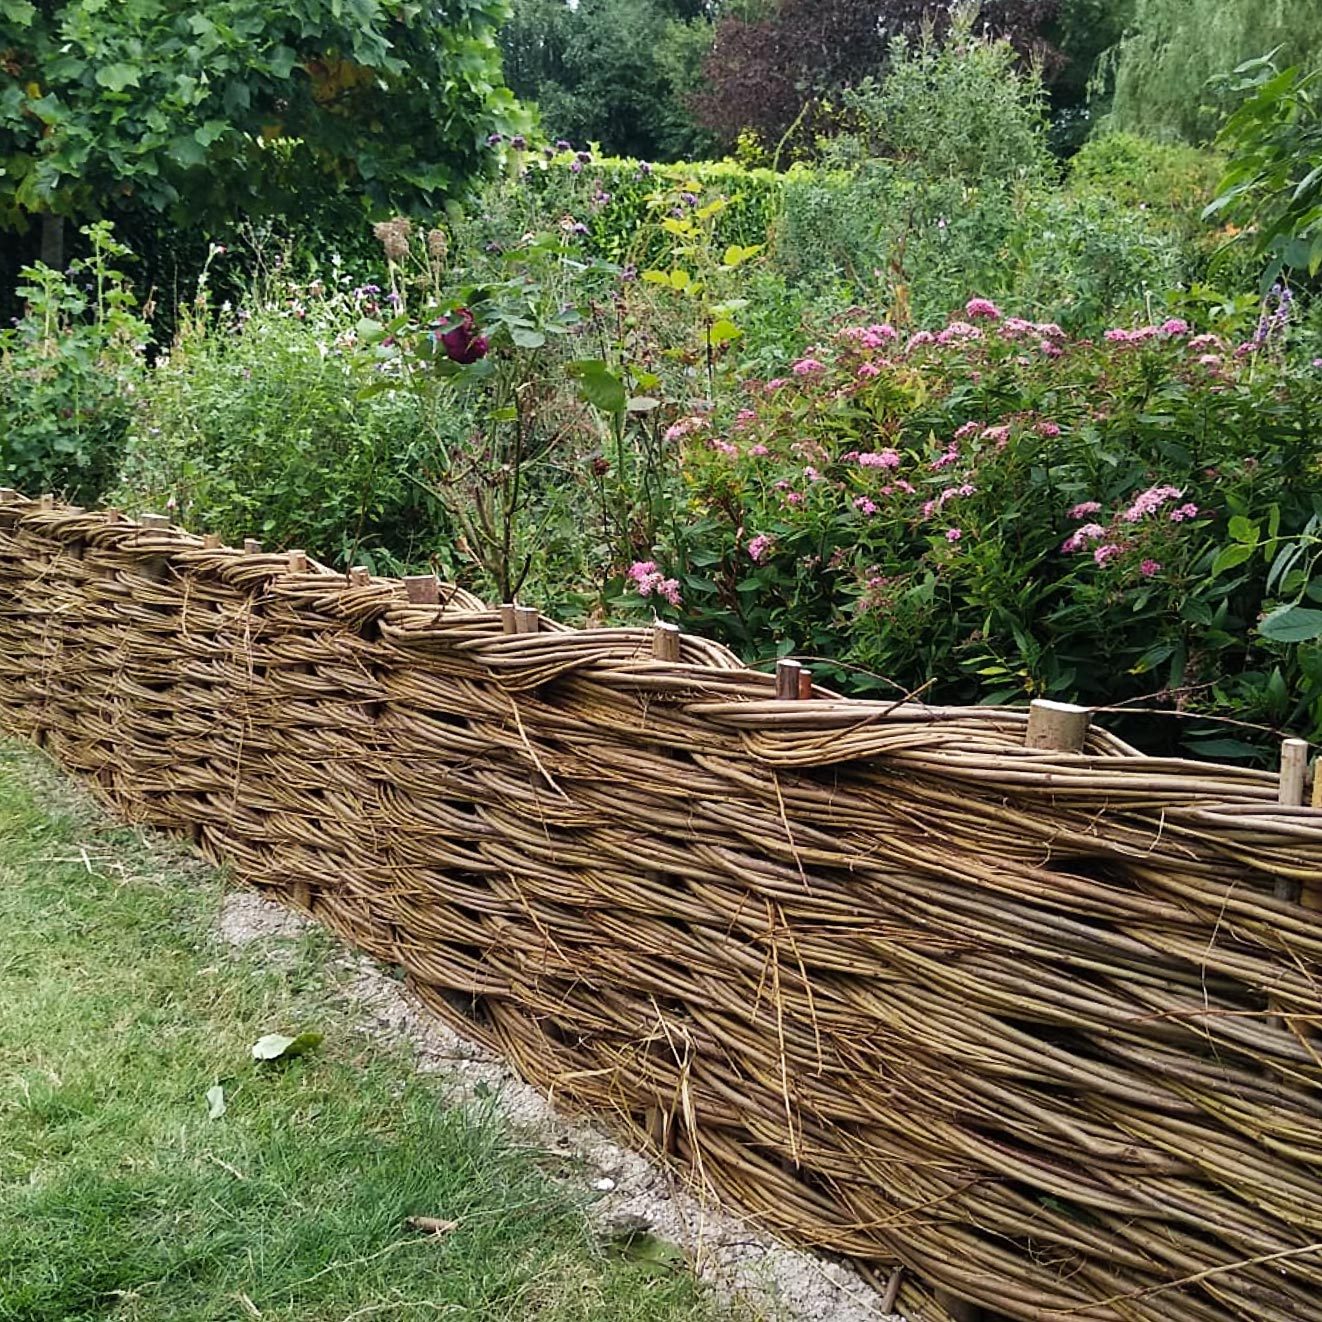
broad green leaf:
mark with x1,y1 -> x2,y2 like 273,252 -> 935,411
567,361 -> 627,414
251,1031 -> 323,1062
640,269 -> 671,286
1228,515 -> 1258,545
195,120 -> 229,147
626,396 -> 660,412
1211,543 -> 1254,577
95,63 -> 141,92
1258,604 -> 1322,644
509,325 -> 545,349
707,318 -> 742,345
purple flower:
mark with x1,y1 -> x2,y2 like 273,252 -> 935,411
945,528 -> 963,543
965,297 -> 1001,320
1140,559 -> 1162,578
555,139 -> 572,151
853,497 -> 878,516
1161,318 -> 1189,336
486,132 -> 504,146
438,308 -> 489,364
510,134 -> 527,150
747,533 -> 774,561
1067,501 -> 1101,520
1093,543 -> 1123,567
792,357 -> 825,376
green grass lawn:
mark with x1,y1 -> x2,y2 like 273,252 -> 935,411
0,742 -> 733,1322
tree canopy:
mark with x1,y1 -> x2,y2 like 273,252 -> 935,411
0,0 -> 523,246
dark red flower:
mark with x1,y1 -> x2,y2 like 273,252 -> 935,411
439,308 -> 489,364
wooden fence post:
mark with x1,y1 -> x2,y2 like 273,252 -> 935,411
139,513 -> 170,531
1276,738 -> 1309,904
775,658 -> 803,700
404,574 -> 439,605
651,622 -> 681,662
243,538 -> 263,555
348,566 -> 371,587
1026,698 -> 1091,752
515,605 -> 540,634
201,533 -> 222,550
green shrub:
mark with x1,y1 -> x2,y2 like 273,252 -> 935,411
1069,132 -> 1225,241
118,275 -> 458,574
0,224 -> 147,504
830,26 -> 1055,187
463,149 -> 788,269
774,167 -> 1192,332
624,305 -> 1322,758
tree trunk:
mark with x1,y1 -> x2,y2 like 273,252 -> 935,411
39,213 -> 65,271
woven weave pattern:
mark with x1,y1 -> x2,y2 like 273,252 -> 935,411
2,497 -> 1322,1321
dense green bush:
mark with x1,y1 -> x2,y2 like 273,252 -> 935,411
0,224 -> 147,504
625,304 -> 1322,757
1069,132 -> 1224,235
774,167 -> 1192,331
117,273 -> 456,573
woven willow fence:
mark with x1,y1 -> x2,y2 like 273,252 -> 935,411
2,493 -> 1322,1321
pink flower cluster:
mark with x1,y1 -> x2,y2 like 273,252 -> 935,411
965,298 -> 1002,320
1103,319 -> 1189,345
627,561 -> 681,607
839,323 -> 898,348
664,415 -> 705,442
792,357 -> 825,376
746,533 -> 774,561
857,449 -> 901,469
1120,485 -> 1184,523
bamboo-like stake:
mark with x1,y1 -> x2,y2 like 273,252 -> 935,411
776,658 -> 803,700
515,605 -> 540,634
880,1266 -> 904,1312
500,603 -> 519,635
1276,739 -> 1308,903
139,513 -> 170,530
287,551 -> 308,574
1025,699 -> 1091,752
405,574 -> 439,605
348,566 -> 371,587
797,667 -> 814,700
201,533 -> 222,550
652,622 -> 682,662
243,537 -> 263,555
39,493 -> 54,510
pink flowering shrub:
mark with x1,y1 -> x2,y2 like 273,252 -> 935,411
631,303 -> 1322,756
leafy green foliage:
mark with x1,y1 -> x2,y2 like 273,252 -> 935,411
1208,57 -> 1322,285
0,0 -> 523,231
0,222 -> 147,502
501,0 -> 714,160
1070,132 -> 1225,236
115,268 -> 455,574
829,26 -> 1055,187
630,308 -> 1322,757
1104,0 -> 1322,144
